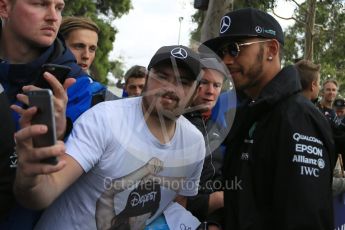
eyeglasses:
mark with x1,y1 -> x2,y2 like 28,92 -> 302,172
217,39 -> 272,58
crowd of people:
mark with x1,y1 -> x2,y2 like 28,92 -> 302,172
0,1 -> 344,229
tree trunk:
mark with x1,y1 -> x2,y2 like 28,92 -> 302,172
200,0 -> 233,43
304,0 -> 316,61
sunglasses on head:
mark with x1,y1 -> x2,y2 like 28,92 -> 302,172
216,39 -> 272,58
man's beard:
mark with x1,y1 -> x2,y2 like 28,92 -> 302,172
142,93 -> 181,122
236,45 -> 265,92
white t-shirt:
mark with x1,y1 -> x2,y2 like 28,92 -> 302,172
35,97 -> 205,230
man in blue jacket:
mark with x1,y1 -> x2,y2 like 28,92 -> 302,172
0,0 -> 106,228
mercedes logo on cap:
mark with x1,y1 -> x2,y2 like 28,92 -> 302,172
220,16 -> 231,34
255,26 -> 263,34
171,47 -> 188,59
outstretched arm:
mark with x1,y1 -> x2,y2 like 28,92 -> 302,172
12,82 -> 83,210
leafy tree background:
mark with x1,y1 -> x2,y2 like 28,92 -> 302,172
283,0 -> 345,96
62,0 -> 132,84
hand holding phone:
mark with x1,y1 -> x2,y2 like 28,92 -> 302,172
28,89 -> 59,165
34,64 -> 71,89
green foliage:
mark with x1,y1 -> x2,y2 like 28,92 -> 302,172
63,0 -> 131,18
283,0 -> 345,95
89,18 -> 116,84
96,0 -> 132,19
190,10 -> 205,42
63,0 -> 97,16
109,58 -> 125,80
62,0 -> 131,84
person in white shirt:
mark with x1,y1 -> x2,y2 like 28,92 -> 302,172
13,45 -> 205,230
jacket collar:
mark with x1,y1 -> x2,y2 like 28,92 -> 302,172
244,65 -> 301,111
0,35 -> 83,101
256,65 -> 301,105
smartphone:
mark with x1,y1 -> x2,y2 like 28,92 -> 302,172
34,64 -> 71,89
28,89 -> 58,165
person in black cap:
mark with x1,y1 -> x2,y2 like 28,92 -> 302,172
332,98 -> 345,153
334,98 -> 345,118
201,7 -> 335,230
12,45 -> 205,229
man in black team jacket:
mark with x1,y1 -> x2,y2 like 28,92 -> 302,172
201,8 -> 335,230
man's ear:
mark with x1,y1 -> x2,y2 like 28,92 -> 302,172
311,80 -> 318,92
266,39 -> 279,59
310,80 -> 318,92
0,0 -> 11,19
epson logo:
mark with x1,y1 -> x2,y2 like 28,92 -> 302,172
295,144 -> 323,157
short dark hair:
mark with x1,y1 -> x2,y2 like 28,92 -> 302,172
295,59 -> 321,90
60,16 -> 100,39
124,65 -> 147,82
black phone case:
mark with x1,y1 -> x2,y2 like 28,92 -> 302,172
34,64 -> 71,89
28,89 -> 58,165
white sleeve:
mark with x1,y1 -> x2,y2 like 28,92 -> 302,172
65,104 -> 110,172
179,139 -> 206,197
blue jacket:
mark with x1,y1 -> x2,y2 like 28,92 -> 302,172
0,35 -> 84,101
0,34 -> 105,122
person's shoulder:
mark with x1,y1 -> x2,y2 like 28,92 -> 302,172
280,93 -> 319,113
75,97 -> 140,125
96,96 -> 141,110
279,94 -> 329,126
178,115 -> 204,139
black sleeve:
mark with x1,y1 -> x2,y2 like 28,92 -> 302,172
0,91 -> 16,221
186,194 -> 209,221
332,122 -> 345,161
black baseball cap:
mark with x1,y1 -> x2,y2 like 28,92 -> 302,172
148,45 -> 201,80
201,8 -> 284,53
334,98 -> 345,108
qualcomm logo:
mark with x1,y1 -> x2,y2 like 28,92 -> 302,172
220,16 -> 231,33
171,47 -> 188,59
